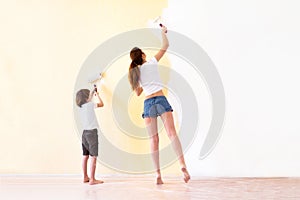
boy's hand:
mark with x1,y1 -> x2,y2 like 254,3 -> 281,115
93,84 -> 98,93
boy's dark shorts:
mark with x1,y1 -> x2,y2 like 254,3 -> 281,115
82,129 -> 98,157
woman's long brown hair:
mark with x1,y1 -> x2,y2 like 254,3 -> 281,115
128,47 -> 144,90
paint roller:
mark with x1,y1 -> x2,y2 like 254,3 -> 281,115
153,16 -> 167,33
88,72 -> 103,95
88,72 -> 103,84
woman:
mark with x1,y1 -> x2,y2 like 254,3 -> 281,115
128,26 -> 190,184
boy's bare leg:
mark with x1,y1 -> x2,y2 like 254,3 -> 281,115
89,156 -> 104,185
82,155 -> 90,183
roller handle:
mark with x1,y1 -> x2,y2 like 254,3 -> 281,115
159,23 -> 167,33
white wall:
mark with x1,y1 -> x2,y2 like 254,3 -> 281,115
163,0 -> 300,176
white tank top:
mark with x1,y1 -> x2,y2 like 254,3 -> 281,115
139,57 -> 163,96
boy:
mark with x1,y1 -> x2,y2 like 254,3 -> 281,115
76,88 -> 104,185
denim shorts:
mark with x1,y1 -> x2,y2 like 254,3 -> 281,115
142,96 -> 173,118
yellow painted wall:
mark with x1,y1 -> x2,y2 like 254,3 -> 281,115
0,0 -> 182,174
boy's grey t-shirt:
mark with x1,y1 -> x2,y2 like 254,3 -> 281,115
79,102 -> 99,130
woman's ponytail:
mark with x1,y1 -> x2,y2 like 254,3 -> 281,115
128,47 -> 144,91
128,62 -> 140,90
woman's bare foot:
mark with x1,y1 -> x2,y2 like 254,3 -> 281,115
156,177 -> 164,185
89,179 -> 104,185
181,168 -> 190,183
83,177 -> 90,183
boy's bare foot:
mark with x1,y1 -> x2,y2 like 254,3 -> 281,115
181,168 -> 190,183
89,179 -> 104,185
83,177 -> 90,183
156,177 -> 164,185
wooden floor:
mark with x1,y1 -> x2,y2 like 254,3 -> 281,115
1,175 -> 300,200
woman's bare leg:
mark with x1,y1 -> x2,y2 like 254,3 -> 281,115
160,112 -> 190,183
145,117 -> 163,184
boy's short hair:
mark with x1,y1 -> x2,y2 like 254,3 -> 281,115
76,89 -> 90,107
